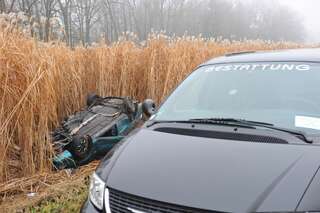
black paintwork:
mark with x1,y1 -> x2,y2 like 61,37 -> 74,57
296,167 -> 320,211
81,199 -> 100,213
103,128 -> 320,212
82,49 -> 320,213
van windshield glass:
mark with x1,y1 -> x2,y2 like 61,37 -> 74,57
155,62 -> 320,134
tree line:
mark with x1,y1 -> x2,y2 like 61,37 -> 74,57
0,0 -> 305,46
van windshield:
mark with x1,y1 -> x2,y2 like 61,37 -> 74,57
155,62 -> 320,134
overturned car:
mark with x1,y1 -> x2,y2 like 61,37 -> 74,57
51,94 -> 154,169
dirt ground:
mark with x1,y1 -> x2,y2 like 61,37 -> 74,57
0,162 -> 98,212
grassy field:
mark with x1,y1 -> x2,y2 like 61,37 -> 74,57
1,162 -> 97,212
29,180 -> 88,213
0,26 -> 307,211
1,180 -> 88,212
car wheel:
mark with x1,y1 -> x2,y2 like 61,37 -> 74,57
69,135 -> 93,160
123,97 -> 136,114
87,93 -> 100,107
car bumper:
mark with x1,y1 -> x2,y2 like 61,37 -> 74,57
81,199 -> 103,213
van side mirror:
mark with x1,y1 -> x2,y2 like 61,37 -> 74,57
142,99 -> 156,117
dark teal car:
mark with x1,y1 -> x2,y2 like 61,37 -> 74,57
52,95 -> 150,169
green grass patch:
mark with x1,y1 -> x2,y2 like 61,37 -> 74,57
29,178 -> 90,213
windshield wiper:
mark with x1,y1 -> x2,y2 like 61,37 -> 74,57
189,118 -> 313,144
147,118 -> 312,143
189,118 -> 273,126
147,118 -> 257,129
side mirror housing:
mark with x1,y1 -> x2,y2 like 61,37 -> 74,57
142,99 -> 156,117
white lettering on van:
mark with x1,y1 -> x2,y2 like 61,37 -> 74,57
205,64 -> 311,72
296,64 -> 310,71
282,64 -> 295,71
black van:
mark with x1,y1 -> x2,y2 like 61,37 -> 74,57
82,49 -> 320,213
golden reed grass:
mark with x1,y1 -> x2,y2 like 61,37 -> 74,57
0,29 -> 303,183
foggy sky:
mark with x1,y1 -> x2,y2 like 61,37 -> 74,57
281,0 -> 320,43
238,0 -> 320,43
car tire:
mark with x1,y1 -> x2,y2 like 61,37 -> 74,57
87,93 -> 100,107
123,97 -> 136,114
69,135 -> 93,160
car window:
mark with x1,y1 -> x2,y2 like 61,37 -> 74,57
156,62 -> 320,134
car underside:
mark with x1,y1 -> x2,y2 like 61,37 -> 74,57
52,94 -> 143,169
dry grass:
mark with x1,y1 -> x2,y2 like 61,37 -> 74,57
0,28 -> 304,183
0,162 -> 98,212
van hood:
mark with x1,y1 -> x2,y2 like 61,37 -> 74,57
105,129 -> 320,212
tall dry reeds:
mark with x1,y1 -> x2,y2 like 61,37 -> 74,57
0,29 -> 303,183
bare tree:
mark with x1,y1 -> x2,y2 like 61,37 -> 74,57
0,0 -> 306,44
17,0 -> 38,15
57,0 -> 72,46
74,0 -> 100,45
0,0 -> 17,13
0,0 -> 6,13
41,0 -> 56,42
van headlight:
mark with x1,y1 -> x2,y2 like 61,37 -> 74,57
89,172 -> 105,210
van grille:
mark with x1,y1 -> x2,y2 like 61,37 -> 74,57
108,188 -> 221,213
